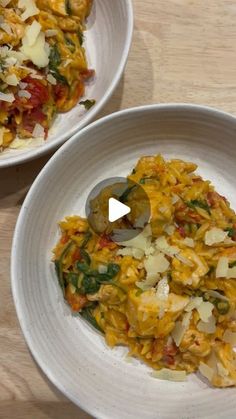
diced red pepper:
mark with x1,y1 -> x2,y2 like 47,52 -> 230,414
98,234 -> 113,249
60,234 -> 69,245
21,77 -> 50,108
177,225 -> 186,238
72,248 -> 81,262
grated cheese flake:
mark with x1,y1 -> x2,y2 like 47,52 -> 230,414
18,0 -> 39,21
32,123 -> 45,138
183,237 -> 195,248
199,362 -> 214,381
223,329 -> 236,346
205,227 -> 228,246
20,31 -> 49,68
216,256 -> 228,278
227,266 -> 236,279
0,91 -> 15,102
144,252 -> 169,277
46,73 -> 57,85
197,301 -> 214,322
25,20 -> 42,47
18,89 -> 31,99
197,315 -> 216,334
5,74 -> 19,86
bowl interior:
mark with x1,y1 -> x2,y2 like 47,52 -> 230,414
12,105 -> 236,419
0,0 -> 133,167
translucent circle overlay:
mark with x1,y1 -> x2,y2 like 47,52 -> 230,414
85,177 -> 151,241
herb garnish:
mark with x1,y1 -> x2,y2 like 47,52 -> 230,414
186,199 -> 211,214
80,303 -> 103,332
49,45 -> 68,85
119,185 -> 136,203
55,241 -> 73,295
65,0 -> 72,15
79,99 -> 96,110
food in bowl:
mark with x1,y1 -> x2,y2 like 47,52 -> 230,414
53,154 -> 236,388
0,0 -> 94,150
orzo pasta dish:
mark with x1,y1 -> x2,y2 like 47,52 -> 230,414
53,155 -> 236,387
0,0 -> 94,150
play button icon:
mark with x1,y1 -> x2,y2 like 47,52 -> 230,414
108,197 -> 131,222
85,177 -> 150,241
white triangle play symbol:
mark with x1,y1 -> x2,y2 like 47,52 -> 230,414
108,197 -> 131,222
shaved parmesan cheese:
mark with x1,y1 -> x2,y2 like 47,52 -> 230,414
25,20 -> 41,47
164,225 -> 175,236
152,368 -> 186,382
136,276 -> 159,291
0,22 -> 12,35
0,91 -> 14,102
116,225 -> 151,252
185,297 -> 203,312
176,253 -> 193,267
217,362 -> 229,378
7,50 -> 27,65
19,81 -> 27,89
199,362 -> 214,381
223,329 -> 236,346
5,74 -> 19,86
171,194 -> 180,204
227,266 -> 236,279
216,257 -> 228,278
9,137 -> 44,150
197,301 -> 214,322
29,73 -> 43,79
0,0 -> 12,6
18,89 -> 31,98
20,31 -> 49,67
32,123 -> 44,138
182,311 -> 192,327
155,236 -> 179,257
156,276 -> 169,299
5,56 -> 17,66
205,227 -> 228,246
45,29 -> 58,37
46,73 -> 57,85
172,322 -> 184,345
18,0 -> 39,21
197,315 -> 216,334
183,237 -> 195,248
144,252 -> 169,277
98,264 -> 107,274
117,247 -> 144,260
171,312 -> 192,346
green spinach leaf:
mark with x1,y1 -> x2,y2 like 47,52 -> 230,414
79,99 -> 96,110
80,304 -> 103,332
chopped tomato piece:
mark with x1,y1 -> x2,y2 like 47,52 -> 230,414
80,69 -> 95,81
177,225 -> 186,238
72,248 -> 81,262
22,77 -> 50,108
98,234 -> 114,249
60,234 -> 69,245
65,286 -> 88,312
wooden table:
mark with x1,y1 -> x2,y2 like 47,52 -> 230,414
1,1 -> 236,417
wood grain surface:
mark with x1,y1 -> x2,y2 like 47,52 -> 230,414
1,1 -> 236,418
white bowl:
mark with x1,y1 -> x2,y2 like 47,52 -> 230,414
0,0 -> 133,168
12,104 -> 236,419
